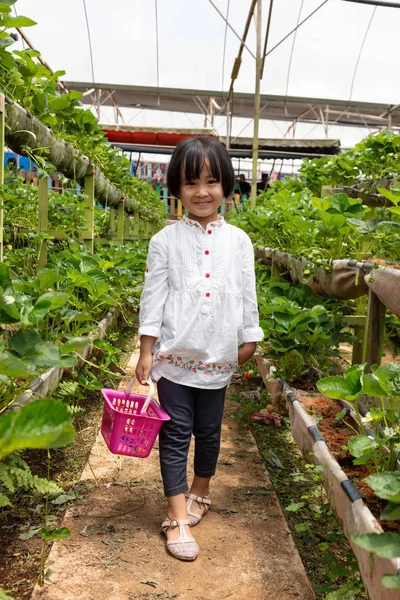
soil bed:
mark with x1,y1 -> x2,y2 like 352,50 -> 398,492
298,393 -> 400,535
0,323 -> 138,600
239,385 -> 367,599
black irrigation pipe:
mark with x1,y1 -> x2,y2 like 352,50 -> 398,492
282,381 -> 367,503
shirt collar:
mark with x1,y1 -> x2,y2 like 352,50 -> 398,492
182,215 -> 225,231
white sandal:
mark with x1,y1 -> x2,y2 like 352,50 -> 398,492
161,518 -> 199,561
185,493 -> 211,527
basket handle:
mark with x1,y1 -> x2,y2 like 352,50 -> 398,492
125,375 -> 155,415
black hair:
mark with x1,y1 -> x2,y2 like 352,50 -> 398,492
167,136 -> 234,198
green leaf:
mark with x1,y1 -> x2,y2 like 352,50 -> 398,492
377,186 -> 400,205
362,373 -> 387,397
10,329 -> 42,356
0,351 -> 32,377
381,574 -> 400,589
381,503 -> 400,521
352,533 -> 400,559
32,93 -> 48,114
0,0 -> 18,5
0,399 -> 75,460
48,96 -> 70,111
40,527 -> 71,542
0,293 -> 20,323
0,263 -> 11,289
36,269 -> 64,292
58,355 -> 78,368
388,206 -> 400,215
4,15 -> 36,27
29,292 -> 69,321
366,472 -> 400,503
348,435 -> 378,458
317,375 -> 361,402
61,336 -> 89,355
285,502 -> 304,512
0,36 -> 14,48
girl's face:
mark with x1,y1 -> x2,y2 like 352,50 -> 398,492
180,160 -> 224,227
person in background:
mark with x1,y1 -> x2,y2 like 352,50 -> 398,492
257,173 -> 270,195
136,136 -> 263,562
238,173 -> 251,198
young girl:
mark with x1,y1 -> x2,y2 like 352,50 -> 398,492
136,136 -> 263,561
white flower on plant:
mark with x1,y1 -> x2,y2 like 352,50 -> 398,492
383,427 -> 396,438
361,413 -> 373,424
3,296 -> 15,305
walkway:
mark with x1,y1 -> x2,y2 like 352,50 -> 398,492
31,349 -> 315,600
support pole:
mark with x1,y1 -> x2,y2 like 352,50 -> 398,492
83,172 -> 95,253
226,100 -> 232,150
109,207 -> 116,237
0,94 -> 4,263
133,211 -> 140,239
38,178 -> 49,268
362,289 -> 386,371
116,201 -> 125,244
251,0 -> 262,208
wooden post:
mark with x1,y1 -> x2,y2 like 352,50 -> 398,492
352,291 -> 367,365
251,0 -> 262,208
170,196 -> 176,220
116,201 -> 125,244
177,199 -> 183,220
362,289 -> 386,371
38,178 -> 49,268
133,212 -> 139,239
83,172 -> 95,252
109,207 -> 115,238
0,94 -> 4,263
144,220 -> 150,239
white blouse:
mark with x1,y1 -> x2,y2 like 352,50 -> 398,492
138,215 -> 264,389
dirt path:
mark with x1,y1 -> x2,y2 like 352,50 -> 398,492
31,350 -> 315,600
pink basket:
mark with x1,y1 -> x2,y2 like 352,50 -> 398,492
100,377 -> 170,458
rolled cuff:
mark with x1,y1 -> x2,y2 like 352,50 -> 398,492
138,326 -> 161,343
243,326 -> 264,343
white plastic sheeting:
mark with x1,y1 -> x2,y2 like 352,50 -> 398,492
13,0 -> 400,143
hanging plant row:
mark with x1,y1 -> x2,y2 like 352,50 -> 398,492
0,1 -> 166,222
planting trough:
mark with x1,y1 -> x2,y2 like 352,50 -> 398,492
255,354 -> 400,600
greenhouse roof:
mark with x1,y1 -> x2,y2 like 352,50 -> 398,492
66,82 -> 400,130
13,0 -> 400,145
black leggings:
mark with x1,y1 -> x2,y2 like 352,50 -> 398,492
157,377 -> 227,497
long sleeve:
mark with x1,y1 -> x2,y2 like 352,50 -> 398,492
241,233 -> 264,343
138,231 -> 169,343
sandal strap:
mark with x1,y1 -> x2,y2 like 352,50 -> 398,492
162,518 -> 190,533
185,493 -> 211,507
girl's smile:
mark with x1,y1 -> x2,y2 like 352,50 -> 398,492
180,160 -> 224,227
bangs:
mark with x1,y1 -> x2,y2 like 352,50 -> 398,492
182,145 -> 222,183
167,136 -> 234,198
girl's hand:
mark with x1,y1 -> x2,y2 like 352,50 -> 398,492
238,342 -> 257,366
135,353 -> 153,385
136,335 -> 156,385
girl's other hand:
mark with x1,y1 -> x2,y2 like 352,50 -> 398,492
135,353 -> 153,385
238,342 -> 256,366
136,335 -> 155,385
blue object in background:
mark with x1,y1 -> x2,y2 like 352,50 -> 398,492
5,151 -> 32,171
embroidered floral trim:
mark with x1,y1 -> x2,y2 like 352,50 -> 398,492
182,215 -> 224,230
153,351 -> 237,376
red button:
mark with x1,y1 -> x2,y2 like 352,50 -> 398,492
206,293 -> 210,297
205,250 -> 209,255
205,273 -> 210,278
207,230 -> 212,234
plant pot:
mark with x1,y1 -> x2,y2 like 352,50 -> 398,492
365,267 -> 400,319
256,356 -> 400,599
